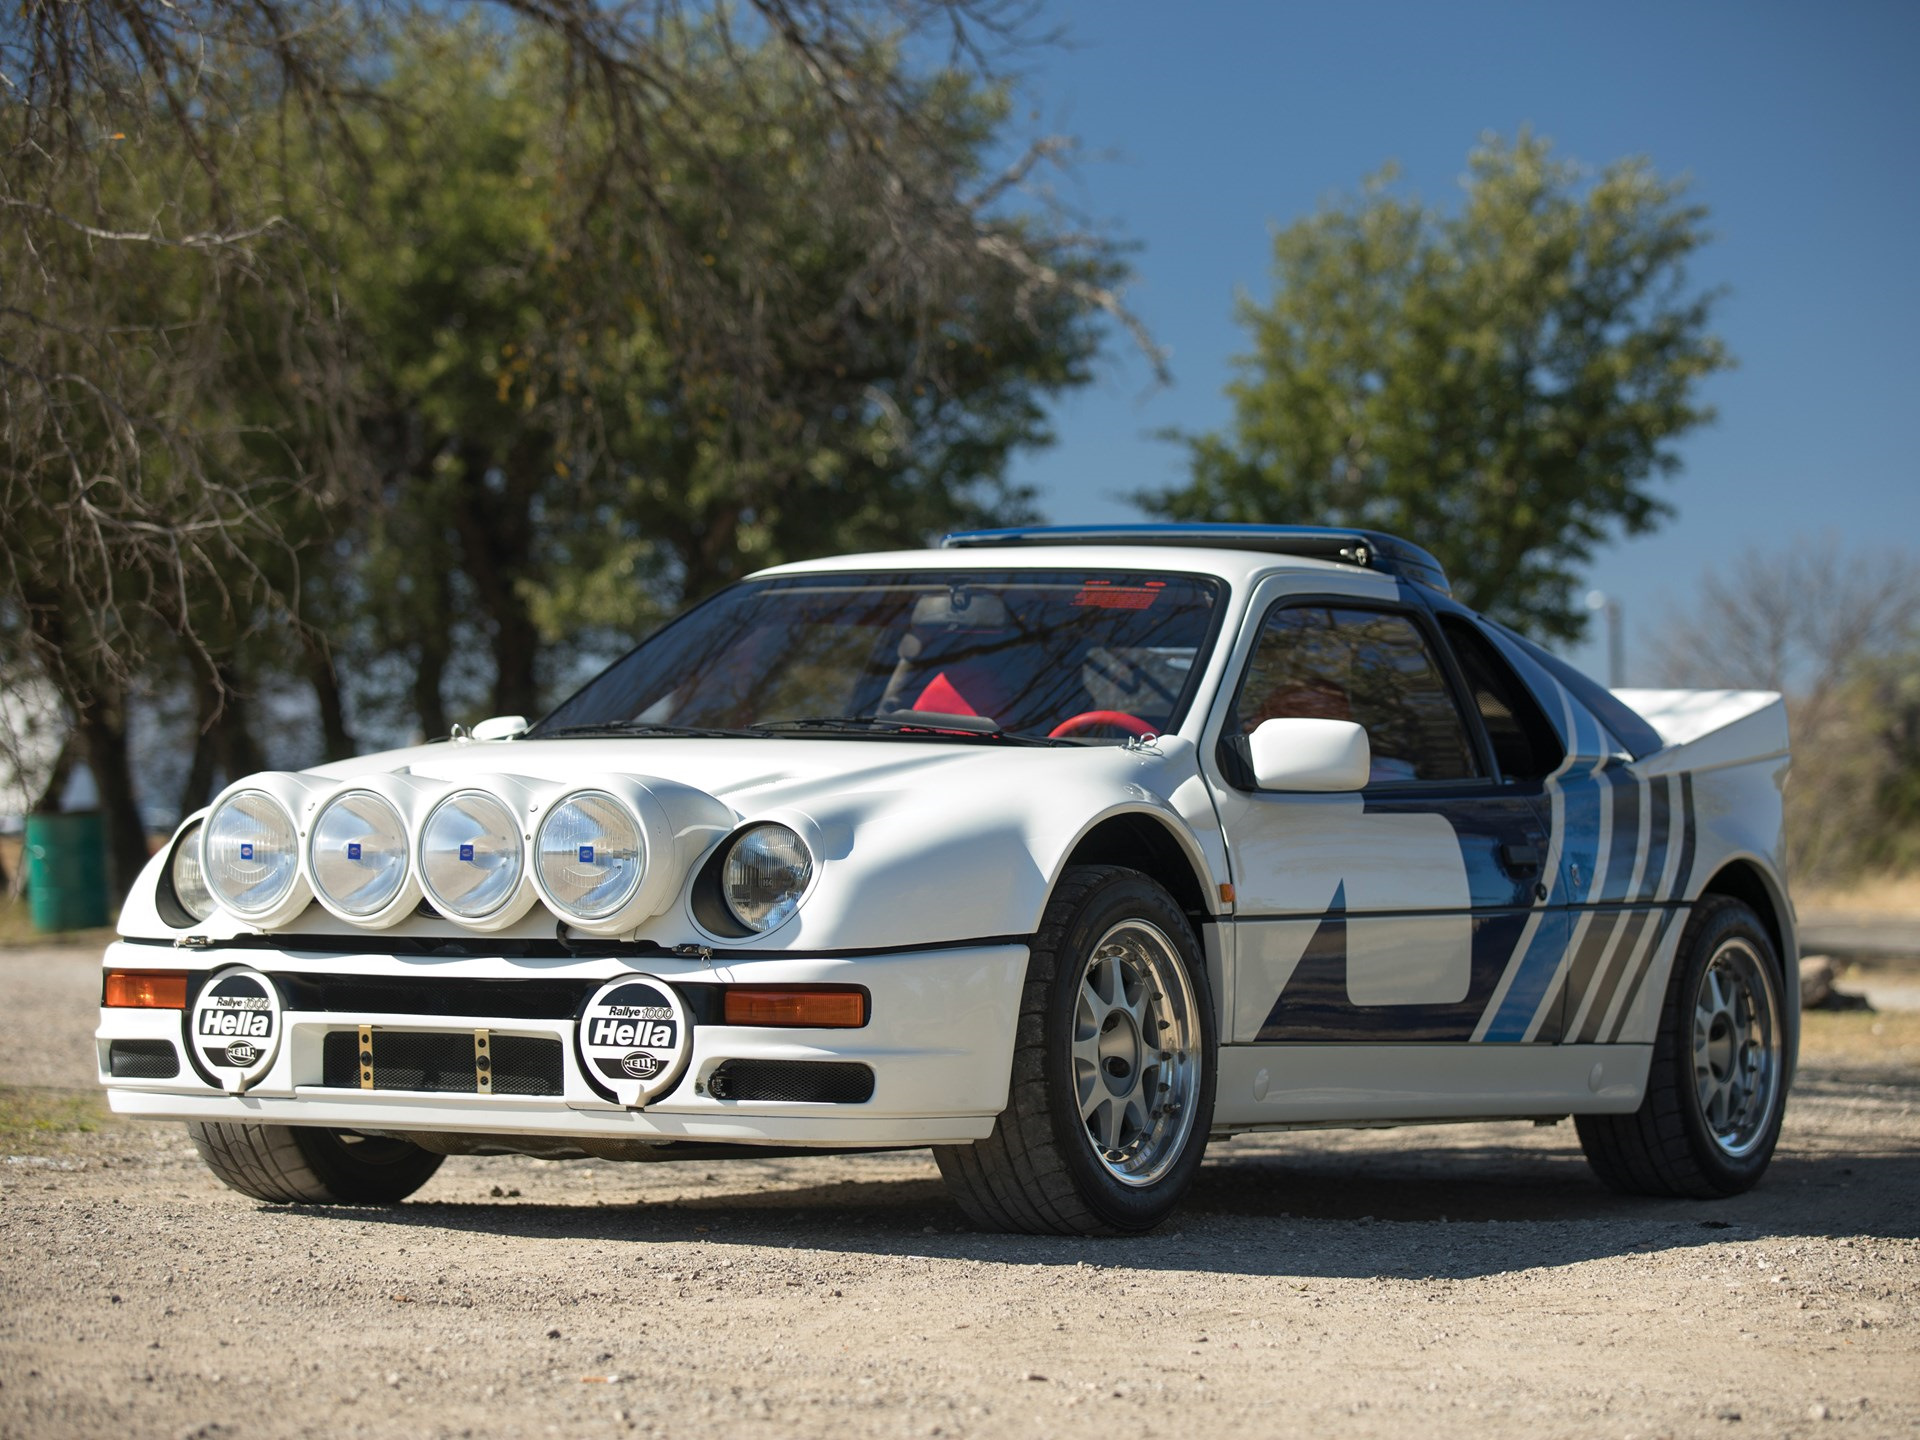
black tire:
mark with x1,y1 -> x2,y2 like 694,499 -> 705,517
934,864 -> 1217,1235
1576,896 -> 1789,1198
188,1122 -> 444,1204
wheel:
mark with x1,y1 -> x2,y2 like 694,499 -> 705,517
1047,710 -> 1157,739
188,1122 -> 444,1204
1576,896 -> 1788,1198
934,864 -> 1217,1235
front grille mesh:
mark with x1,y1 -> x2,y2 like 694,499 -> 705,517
707,1060 -> 874,1104
320,1029 -> 563,1096
276,973 -> 599,1020
108,1039 -> 181,1079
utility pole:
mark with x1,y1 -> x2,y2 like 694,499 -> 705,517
1586,589 -> 1625,688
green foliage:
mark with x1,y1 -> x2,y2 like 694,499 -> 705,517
4,1 -> 1132,835
1143,131 -> 1731,641
0,1083 -> 109,1152
316,21 -> 1101,727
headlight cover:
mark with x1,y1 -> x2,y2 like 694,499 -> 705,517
534,791 -> 643,921
169,821 -> 215,923
308,789 -> 410,918
203,789 -> 300,918
721,823 -> 813,933
420,790 -> 525,921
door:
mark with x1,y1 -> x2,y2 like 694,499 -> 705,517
1213,599 -> 1561,1045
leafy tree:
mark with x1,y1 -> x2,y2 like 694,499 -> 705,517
1142,131 -> 1731,641
2,2 -> 1146,881
1656,542 -> 1920,883
322,23 -> 1109,730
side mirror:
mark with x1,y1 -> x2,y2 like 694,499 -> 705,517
1246,717 -> 1370,792
470,715 -> 530,742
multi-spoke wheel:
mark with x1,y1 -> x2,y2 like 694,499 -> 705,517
1577,896 -> 1791,1198
934,865 -> 1217,1235
1071,921 -> 1204,1187
1692,940 -> 1783,1159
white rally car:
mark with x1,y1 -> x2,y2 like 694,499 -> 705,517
97,526 -> 1796,1235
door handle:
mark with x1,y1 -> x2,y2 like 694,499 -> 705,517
1499,840 -> 1543,874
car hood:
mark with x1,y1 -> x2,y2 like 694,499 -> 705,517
306,734 -> 1058,814
126,734 -> 1227,954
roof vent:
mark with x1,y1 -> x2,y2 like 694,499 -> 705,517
939,523 -> 1451,596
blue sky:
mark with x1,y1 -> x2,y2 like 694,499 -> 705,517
1001,0 -> 1920,680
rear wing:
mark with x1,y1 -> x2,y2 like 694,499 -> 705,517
1611,689 -> 1790,777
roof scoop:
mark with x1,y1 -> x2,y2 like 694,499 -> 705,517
940,523 -> 1451,595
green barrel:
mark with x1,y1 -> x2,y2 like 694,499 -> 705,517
25,811 -> 110,932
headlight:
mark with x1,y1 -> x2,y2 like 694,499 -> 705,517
721,823 -> 813,933
535,791 -> 642,921
170,821 -> 215,922
203,789 -> 300,918
308,789 -> 410,918
420,790 -> 524,921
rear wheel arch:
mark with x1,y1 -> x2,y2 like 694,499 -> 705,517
1697,856 -> 1798,1080
1699,858 -> 1793,967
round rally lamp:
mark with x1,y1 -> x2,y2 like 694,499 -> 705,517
534,790 -> 644,923
306,788 -> 414,924
721,822 -> 814,934
168,820 -> 216,923
418,788 -> 534,928
202,788 -> 305,924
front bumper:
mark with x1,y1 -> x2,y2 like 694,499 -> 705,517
96,939 -> 1027,1148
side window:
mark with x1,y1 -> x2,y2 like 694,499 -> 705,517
1231,605 -> 1479,783
1437,615 -> 1567,782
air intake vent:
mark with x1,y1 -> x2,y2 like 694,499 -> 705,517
706,1060 -> 875,1104
108,1040 -> 180,1079
276,973 -> 600,1020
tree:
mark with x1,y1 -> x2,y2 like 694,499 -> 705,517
1655,541 -> 1920,884
319,22 -> 1108,733
2,2 -> 1149,885
1141,131 -> 1731,642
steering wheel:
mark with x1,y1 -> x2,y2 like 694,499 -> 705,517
1047,709 -> 1158,739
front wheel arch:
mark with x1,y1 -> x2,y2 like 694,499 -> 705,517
1059,810 -> 1217,926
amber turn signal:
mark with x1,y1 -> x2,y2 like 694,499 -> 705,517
104,970 -> 189,1009
721,986 -> 867,1028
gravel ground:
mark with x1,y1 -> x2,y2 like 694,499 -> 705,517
1,946 -> 1916,1440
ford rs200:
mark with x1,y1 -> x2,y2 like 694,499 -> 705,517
97,525 -> 1795,1235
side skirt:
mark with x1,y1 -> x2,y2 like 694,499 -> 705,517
1211,1042 -> 1652,1130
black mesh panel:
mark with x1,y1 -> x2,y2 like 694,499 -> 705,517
707,1060 -> 874,1104
277,973 -> 599,1020
108,1040 -> 181,1079
488,1035 -> 566,1096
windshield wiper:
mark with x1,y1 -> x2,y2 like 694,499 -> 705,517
536,721 -> 763,740
751,714 -> 1067,746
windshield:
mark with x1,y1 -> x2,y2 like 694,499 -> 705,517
535,569 -> 1225,743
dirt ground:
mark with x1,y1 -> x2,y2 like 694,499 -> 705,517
1,946 -> 1915,1440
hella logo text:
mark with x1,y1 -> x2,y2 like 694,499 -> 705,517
198,1009 -> 272,1038
589,1019 -> 675,1048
